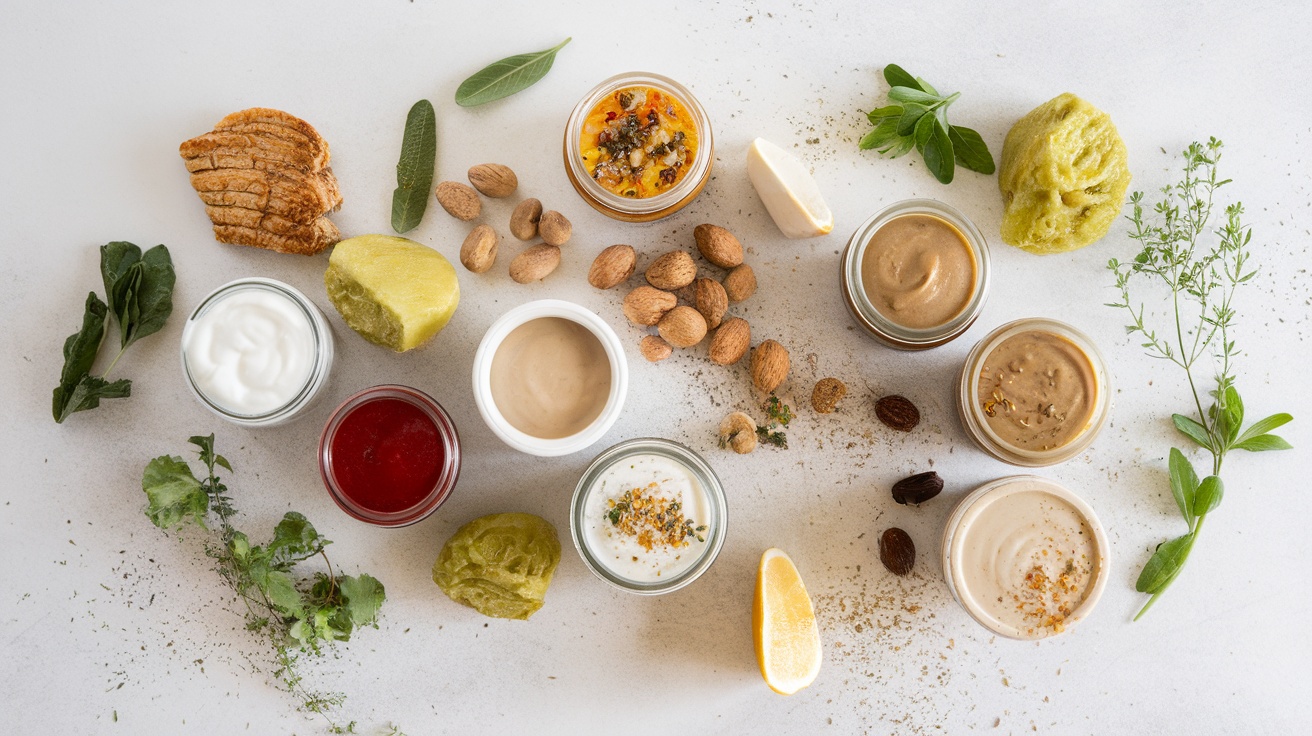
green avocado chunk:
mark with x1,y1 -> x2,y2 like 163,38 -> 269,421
433,513 -> 561,620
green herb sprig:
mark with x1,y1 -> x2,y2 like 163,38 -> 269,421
53,242 -> 175,423
455,37 -> 571,107
391,99 -> 437,234
858,64 -> 994,185
143,435 -> 386,731
756,395 -> 793,449
1107,139 -> 1293,620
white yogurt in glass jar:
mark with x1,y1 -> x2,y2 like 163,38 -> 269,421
181,278 -> 333,426
571,438 -> 727,594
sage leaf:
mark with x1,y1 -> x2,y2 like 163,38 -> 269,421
1171,413 -> 1213,450
100,241 -> 142,304
142,454 -> 208,529
1220,386 -> 1244,446
59,375 -> 132,422
390,99 -> 437,234
1135,533 -> 1194,594
1233,433 -> 1293,452
455,37 -> 571,107
53,292 -> 109,422
913,112 -> 936,153
1192,475 -> 1224,516
880,135 -> 916,158
859,117 -> 902,151
126,245 -> 175,348
1167,447 -> 1198,525
949,125 -> 996,175
921,116 -> 955,184
914,76 -> 939,96
1236,412 -> 1293,445
882,64 -> 924,93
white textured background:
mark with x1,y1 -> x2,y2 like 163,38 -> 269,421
2,1 -> 1310,733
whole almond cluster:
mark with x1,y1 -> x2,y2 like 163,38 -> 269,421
441,163 -> 573,284
589,223 -> 788,394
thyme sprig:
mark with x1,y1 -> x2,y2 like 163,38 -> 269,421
1107,139 -> 1293,620
756,395 -> 793,449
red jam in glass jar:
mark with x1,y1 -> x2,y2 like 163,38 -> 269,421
319,385 -> 460,526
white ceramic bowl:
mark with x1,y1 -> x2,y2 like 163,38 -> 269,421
471,299 -> 628,456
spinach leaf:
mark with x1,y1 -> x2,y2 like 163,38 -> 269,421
455,37 -> 571,107
59,375 -> 132,421
390,99 -> 437,234
53,292 -> 111,422
128,245 -> 175,347
949,125 -> 996,175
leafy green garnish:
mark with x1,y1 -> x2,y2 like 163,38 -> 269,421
52,243 -> 174,423
390,99 -> 437,234
858,64 -> 995,184
1107,139 -> 1293,620
142,435 -> 386,729
756,395 -> 793,449
455,37 -> 571,107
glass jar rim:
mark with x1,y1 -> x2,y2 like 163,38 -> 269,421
319,384 -> 461,527
941,474 -> 1110,640
563,71 -> 714,217
180,277 -> 333,426
959,317 -> 1112,466
569,437 -> 728,594
841,198 -> 991,349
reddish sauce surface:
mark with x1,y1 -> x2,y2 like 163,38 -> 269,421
329,398 -> 444,514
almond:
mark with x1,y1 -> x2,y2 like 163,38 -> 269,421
693,278 -> 729,329
622,286 -> 677,326
467,163 -> 518,198
436,181 -> 481,221
539,210 -> 572,246
639,335 -> 673,362
811,377 -> 847,414
509,243 -> 561,283
657,305 -> 708,348
588,244 -> 637,289
646,250 -> 697,290
694,224 -> 744,268
459,224 -> 498,273
708,317 -> 751,366
750,339 -> 790,393
510,198 -> 543,240
723,263 -> 757,302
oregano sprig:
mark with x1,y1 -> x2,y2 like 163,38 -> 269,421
858,64 -> 995,185
143,435 -> 386,731
1106,139 -> 1293,620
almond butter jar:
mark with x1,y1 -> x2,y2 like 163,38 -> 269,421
840,199 -> 990,350
563,72 -> 714,222
957,318 -> 1111,466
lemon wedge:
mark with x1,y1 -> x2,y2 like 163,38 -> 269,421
753,547 -> 822,695
325,234 -> 460,352
746,138 -> 834,239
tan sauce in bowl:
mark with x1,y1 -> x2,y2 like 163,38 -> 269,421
977,330 -> 1097,451
490,317 -> 611,439
860,214 -> 976,329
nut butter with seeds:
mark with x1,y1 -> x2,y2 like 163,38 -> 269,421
958,318 -> 1111,466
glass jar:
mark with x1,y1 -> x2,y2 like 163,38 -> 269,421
563,71 -> 714,222
840,199 -> 990,350
957,318 -> 1112,466
941,475 -> 1110,640
570,438 -> 728,594
180,277 -> 334,427
319,385 -> 461,527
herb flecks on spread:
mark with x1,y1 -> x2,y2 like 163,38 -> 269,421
1106,139 -> 1294,620
606,483 -> 707,551
1013,554 -> 1089,636
142,435 -> 386,731
581,86 -> 697,198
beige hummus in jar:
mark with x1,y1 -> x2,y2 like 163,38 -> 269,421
977,330 -> 1097,452
860,214 -> 977,329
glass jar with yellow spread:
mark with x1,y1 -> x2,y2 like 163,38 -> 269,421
563,72 -> 713,222
957,318 -> 1112,466
840,199 -> 991,349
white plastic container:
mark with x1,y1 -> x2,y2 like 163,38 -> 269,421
472,299 -> 628,456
